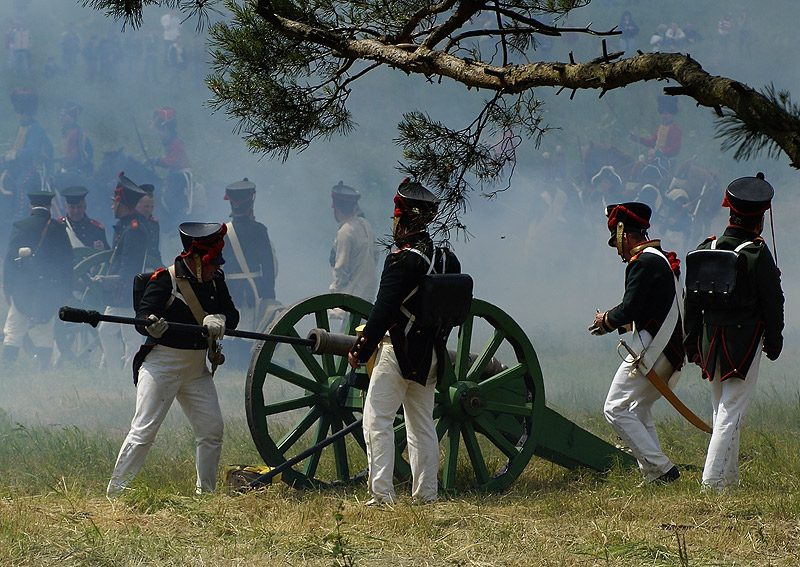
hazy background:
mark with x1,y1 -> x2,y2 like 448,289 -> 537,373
1,0 -> 798,434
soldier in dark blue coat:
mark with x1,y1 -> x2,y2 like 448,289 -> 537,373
684,173 -> 783,492
136,183 -> 163,268
221,178 -> 277,368
2,191 -> 72,366
108,222 -> 239,496
96,173 -> 151,373
59,186 -> 109,251
349,179 -> 460,505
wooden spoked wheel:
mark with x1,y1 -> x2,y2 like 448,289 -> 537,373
245,294 -> 372,489
245,294 -> 544,493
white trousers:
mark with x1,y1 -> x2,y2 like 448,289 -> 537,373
604,331 -> 680,481
97,306 -> 142,373
362,344 -> 438,503
107,345 -> 224,495
702,349 -> 761,491
3,298 -> 54,348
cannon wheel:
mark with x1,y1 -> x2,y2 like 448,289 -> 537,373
72,249 -> 112,308
245,294 -> 544,493
72,249 -> 163,308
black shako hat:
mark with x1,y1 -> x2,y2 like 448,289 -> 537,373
393,178 -> 439,230
606,202 -> 652,248
28,191 -> 55,208
61,186 -> 89,204
114,173 -> 146,207
723,172 -> 774,217
331,181 -> 360,203
179,222 -> 227,265
224,178 -> 256,213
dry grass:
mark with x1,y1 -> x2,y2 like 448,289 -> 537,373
2,349 -> 800,567
2,465 -> 800,566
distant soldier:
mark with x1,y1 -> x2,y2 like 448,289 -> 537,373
329,181 -> 379,301
59,22 -> 81,76
59,186 -> 108,251
630,95 -> 682,180
96,174 -> 151,373
0,89 -> 54,221
2,191 -> 72,367
150,107 -> 192,225
136,183 -> 163,268
222,178 -> 277,366
56,101 -> 93,177
55,186 -> 108,363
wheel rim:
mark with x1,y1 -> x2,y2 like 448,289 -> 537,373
246,294 -> 543,493
245,294 -> 373,489
72,249 -> 163,310
406,299 -> 543,493
72,249 -> 112,309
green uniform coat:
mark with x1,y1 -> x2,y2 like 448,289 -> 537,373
605,243 -> 685,371
353,232 -> 460,385
684,226 -> 784,381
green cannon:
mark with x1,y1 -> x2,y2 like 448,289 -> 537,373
245,293 -> 635,493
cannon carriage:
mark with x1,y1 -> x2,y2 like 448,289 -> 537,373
244,293 -> 635,493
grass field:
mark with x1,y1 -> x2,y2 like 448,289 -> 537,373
1,1 -> 800,565
2,331 -> 799,567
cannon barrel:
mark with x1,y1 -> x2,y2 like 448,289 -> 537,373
306,328 -> 507,378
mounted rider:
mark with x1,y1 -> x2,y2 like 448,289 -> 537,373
0,89 -> 54,221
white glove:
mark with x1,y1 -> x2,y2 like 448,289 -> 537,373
203,314 -> 226,342
146,314 -> 169,338
3,150 -> 16,162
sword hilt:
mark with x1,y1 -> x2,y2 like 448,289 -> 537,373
617,338 -> 640,363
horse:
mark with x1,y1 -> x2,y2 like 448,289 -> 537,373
580,141 -> 638,189
580,142 -> 723,251
666,158 -> 723,246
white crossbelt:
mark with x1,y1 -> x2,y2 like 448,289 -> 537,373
224,221 -> 261,308
633,247 -> 684,373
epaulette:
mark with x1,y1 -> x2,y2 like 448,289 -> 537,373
57,217 -> 66,223
90,219 -> 105,229
702,235 -> 716,244
754,236 -> 765,244
150,268 -> 167,280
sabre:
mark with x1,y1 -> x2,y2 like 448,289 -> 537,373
618,338 -> 712,433
132,117 -> 157,176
